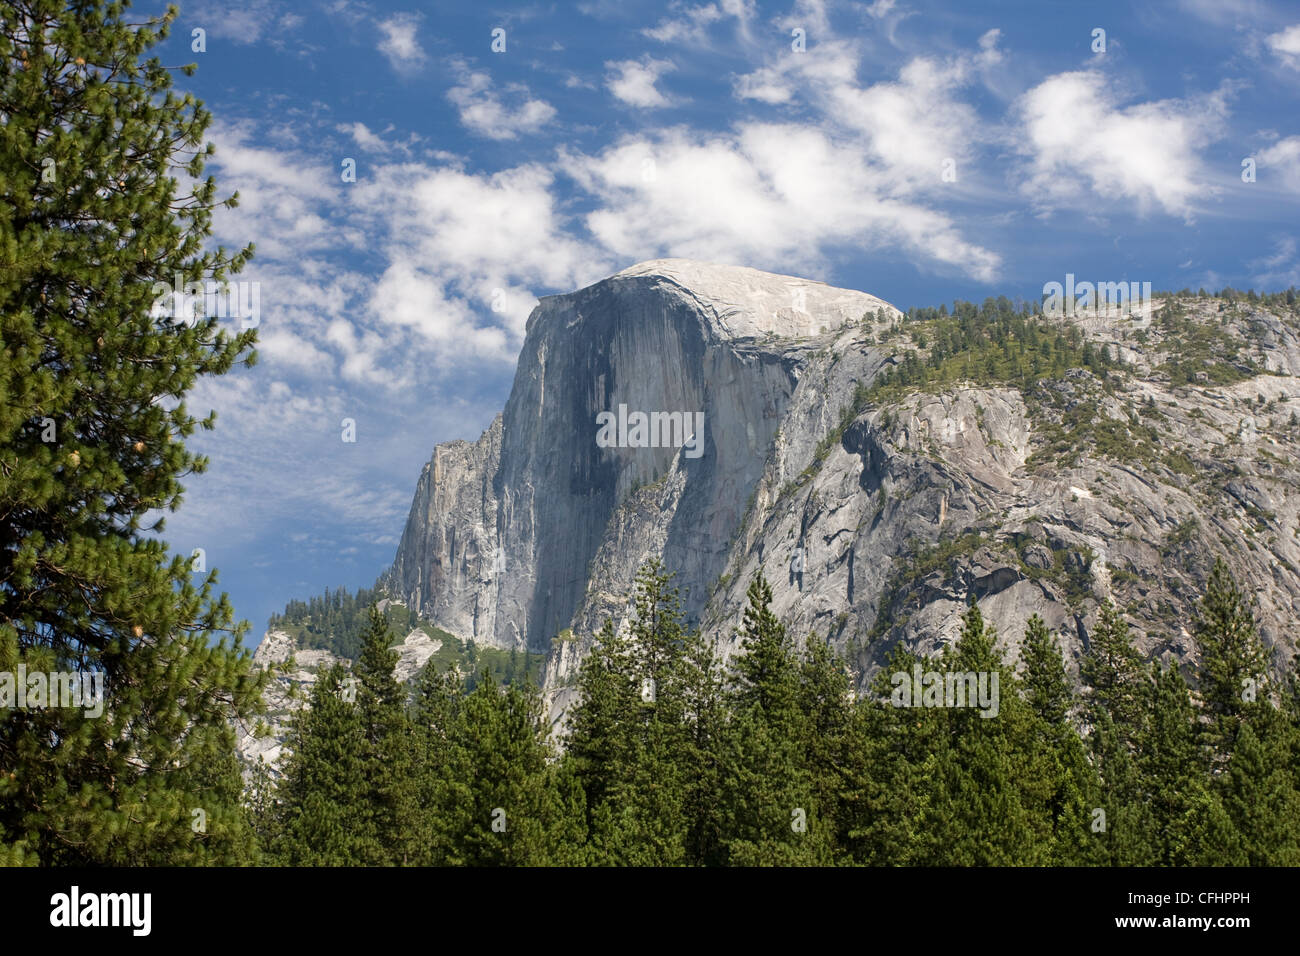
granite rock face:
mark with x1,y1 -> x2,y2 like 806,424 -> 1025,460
375,260 -> 1300,719
237,626 -> 437,771
386,259 -> 897,660
237,629 -> 339,770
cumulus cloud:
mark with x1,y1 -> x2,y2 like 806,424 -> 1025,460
207,123 -> 339,259
1267,24 -> 1300,67
157,130 -> 524,566
732,68 -> 795,104
336,122 -> 389,152
207,115 -> 615,391
354,162 -> 611,352
255,329 -> 335,372
1014,70 -> 1229,220
559,124 -> 1000,280
606,57 -> 677,108
661,39 -> 993,284
825,55 -> 986,189
1257,135 -> 1300,191
733,36 -> 996,192
377,13 -> 426,71
446,67 -> 557,139
369,262 -> 508,361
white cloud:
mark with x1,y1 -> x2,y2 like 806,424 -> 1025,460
733,64 -> 796,104
207,116 -> 614,388
160,371 -> 453,559
189,0 -> 303,46
825,55 -> 985,190
336,122 -> 389,152
256,329 -> 334,373
734,38 -> 995,193
353,162 -> 611,357
447,67 -> 557,139
1267,24 -> 1300,67
206,123 -> 338,260
370,261 -> 509,361
644,3 -> 723,43
1014,70 -> 1229,220
1257,135 -> 1300,191
560,124 -> 1000,280
636,34 -> 1005,279
976,28 -> 1003,67
377,13 -> 426,71
642,1 -> 755,44
324,318 -> 398,387
393,165 -> 586,288
779,0 -> 830,36
606,57 -> 677,108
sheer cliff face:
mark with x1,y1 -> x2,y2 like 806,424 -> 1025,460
389,259 -> 1300,702
387,259 -> 897,656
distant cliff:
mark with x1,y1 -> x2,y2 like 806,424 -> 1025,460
335,261 -> 1297,722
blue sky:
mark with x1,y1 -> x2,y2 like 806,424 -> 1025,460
148,0 -> 1300,647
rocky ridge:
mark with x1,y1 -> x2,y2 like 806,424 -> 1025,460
238,623 -> 438,769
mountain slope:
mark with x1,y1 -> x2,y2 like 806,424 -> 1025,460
299,263 -> 1299,729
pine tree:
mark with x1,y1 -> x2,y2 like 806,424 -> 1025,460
543,757 -> 590,866
617,561 -> 692,865
1021,614 -> 1070,724
1218,717 -> 1300,865
719,573 -> 833,865
796,633 -> 853,858
1139,662 -> 1240,865
272,664 -> 368,865
731,574 -> 797,716
1285,651 -> 1300,785
410,660 -> 473,865
352,604 -> 420,865
1195,558 -> 1271,765
1081,601 -> 1145,734
843,643 -> 947,865
162,722 -> 262,865
1078,602 -> 1158,863
564,561 -> 721,864
244,754 -> 280,859
453,672 -> 558,866
1088,710 -> 1157,865
677,612 -> 728,866
0,0 -> 262,864
565,619 -> 640,856
931,602 -> 1042,865
1017,614 -> 1102,865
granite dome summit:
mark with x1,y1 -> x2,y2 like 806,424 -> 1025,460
557,258 -> 905,340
